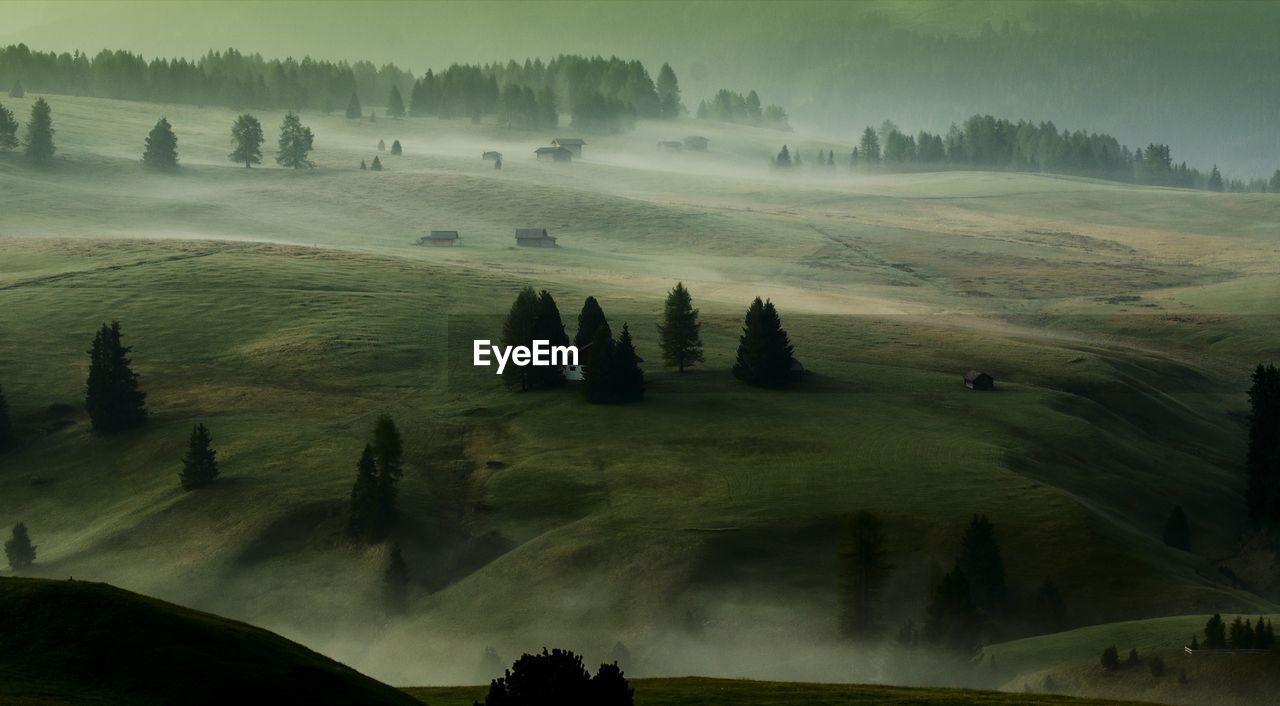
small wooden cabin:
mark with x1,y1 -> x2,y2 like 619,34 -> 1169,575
535,146 -> 573,162
515,228 -> 557,247
417,230 -> 459,246
482,151 -> 503,161
683,136 -> 710,151
964,370 -> 995,390
551,138 -> 586,156
658,140 -> 684,151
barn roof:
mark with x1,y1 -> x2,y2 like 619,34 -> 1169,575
428,230 -> 459,239
534,146 -> 571,155
515,228 -> 551,239
964,370 -> 992,381
552,138 -> 586,146
684,135 -> 709,142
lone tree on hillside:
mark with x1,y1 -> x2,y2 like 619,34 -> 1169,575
1246,363 -> 1280,522
387,85 -> 405,118
349,415 -> 404,543
390,139 -> 402,156
85,321 -> 148,434
657,282 -> 704,372
24,97 -> 55,163
141,117 -> 179,170
360,159 -> 367,170
371,155 -> 383,171
957,514 -> 1008,609
5,522 -> 36,571
1162,505 -> 1191,551
0,384 -> 15,453
575,296 -> 610,351
349,444 -> 381,542
773,144 -> 791,168
481,648 -> 634,706
837,511 -> 891,639
378,139 -> 385,152
0,102 -> 18,150
229,114 -> 264,168
8,80 -> 23,98
179,423 -> 219,490
275,112 -> 314,169
383,543 -> 409,613
1100,646 -> 1120,670
345,91 -> 362,119
732,297 -> 797,388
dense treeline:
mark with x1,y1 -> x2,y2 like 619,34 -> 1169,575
0,44 -> 682,134
696,88 -> 790,130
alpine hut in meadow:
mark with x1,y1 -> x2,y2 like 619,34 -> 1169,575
535,146 -> 573,162
683,136 -> 710,151
964,370 -> 995,390
551,138 -> 586,156
658,140 -> 684,151
482,151 -> 503,161
515,228 -> 557,247
417,230 -> 460,246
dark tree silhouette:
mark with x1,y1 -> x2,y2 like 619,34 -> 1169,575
378,139 -> 385,152
611,324 -> 645,403
656,62 -> 682,119
582,324 -> 616,404
500,287 -> 540,391
1204,613 -> 1227,649
1162,505 -> 1191,551
345,91 -> 362,119
574,296 -> 609,350
371,155 -> 383,171
24,97 -> 55,163
479,648 -> 633,706
390,139 -> 403,156
5,522 -> 36,571
8,80 -> 23,98
528,290 -> 570,389
373,414 -> 404,533
0,384 -> 15,453
1246,364 -> 1280,521
1100,646 -> 1120,670
360,159 -> 367,170
0,102 -> 17,150
837,511 -> 891,639
387,85 -> 406,118
141,117 -> 179,170
774,144 -> 791,167
348,444 -> 381,542
85,321 -> 147,433
1207,165 -> 1224,192
957,514 -> 1008,609
275,112 -> 314,169
229,114 -> 264,167
859,127 -> 881,163
658,282 -> 704,372
924,567 -> 982,652
732,297 -> 797,388
383,543 -> 409,613
179,423 -> 219,490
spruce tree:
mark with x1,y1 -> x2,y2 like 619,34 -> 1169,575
85,321 -> 148,433
387,85 -> 405,118
0,384 -> 15,453
1246,363 -> 1280,521
371,155 -> 383,171
1271,169 -> 1280,193
5,522 -> 36,571
924,567 -> 982,652
360,159 -> 367,170
860,126 -> 881,163
348,444 -> 380,542
656,63 -> 682,119
957,514 -> 1008,609
346,91 -> 362,119
275,112 -> 314,169
179,423 -> 219,490
575,296 -> 609,350
390,139 -> 402,156
229,114 -> 264,168
837,511 -> 890,639
372,414 -> 404,537
774,145 -> 792,168
1100,646 -> 1120,670
582,324 -> 616,404
1162,505 -> 1191,551
612,324 -> 645,403
658,282 -> 704,372
501,287 -> 540,390
1204,613 -> 1227,649
0,102 -> 17,150
1207,165 -> 1223,192
732,297 -> 797,388
142,117 -> 179,170
378,139 -> 385,152
383,543 -> 409,613
528,290 -> 570,389
24,97 -> 55,163
8,80 -> 23,98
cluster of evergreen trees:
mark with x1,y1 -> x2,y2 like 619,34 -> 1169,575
348,415 -> 404,545
1194,614 -> 1276,651
480,648 -> 633,706
0,96 -> 54,163
696,88 -> 790,130
773,117 -> 1277,192
0,44 -> 685,135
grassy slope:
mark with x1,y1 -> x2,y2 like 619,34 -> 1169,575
0,577 -> 420,706
0,94 -> 1278,686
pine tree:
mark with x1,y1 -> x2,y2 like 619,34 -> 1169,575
378,139 -> 385,152
346,91 -> 362,119
387,85 -> 406,118
837,511 -> 891,639
612,324 -> 645,403
1246,363 -> 1280,521
371,155 -> 382,171
229,114 -> 264,168
774,145 -> 791,168
924,567 -> 982,652
390,139 -> 402,156
957,514 -> 1008,608
383,543 -> 409,613
24,97 -> 55,163
575,296 -> 609,350
656,63 -> 682,119
658,282 -> 704,372
1207,165 -> 1223,192
732,297 -> 797,388
372,414 -> 403,537
141,117 -> 179,170
348,444 -> 380,542
582,324 -> 616,404
1229,616 -> 1253,648
1204,613 -> 1227,649
0,102 -> 17,150
501,287 -> 540,390
1162,505 -> 1191,550
528,290 -> 570,389
8,80 -> 23,98
1270,169 -> 1280,193
360,159 -> 367,170
85,321 -> 148,434
179,423 -> 219,490
4,522 -> 36,571
275,112 -> 314,168
0,384 -> 15,453
860,126 -> 881,164
1100,646 -> 1120,670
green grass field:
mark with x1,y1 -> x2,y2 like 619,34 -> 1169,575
1,92 -> 1278,697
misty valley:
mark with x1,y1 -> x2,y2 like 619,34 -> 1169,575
2,2 -> 1280,705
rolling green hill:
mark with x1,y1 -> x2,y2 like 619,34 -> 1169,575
1,92 -> 1278,692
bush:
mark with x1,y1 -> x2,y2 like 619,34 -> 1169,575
1127,648 -> 1140,666
480,648 -> 633,706
1100,646 -> 1120,670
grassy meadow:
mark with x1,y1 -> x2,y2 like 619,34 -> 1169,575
1,92 -> 1279,695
